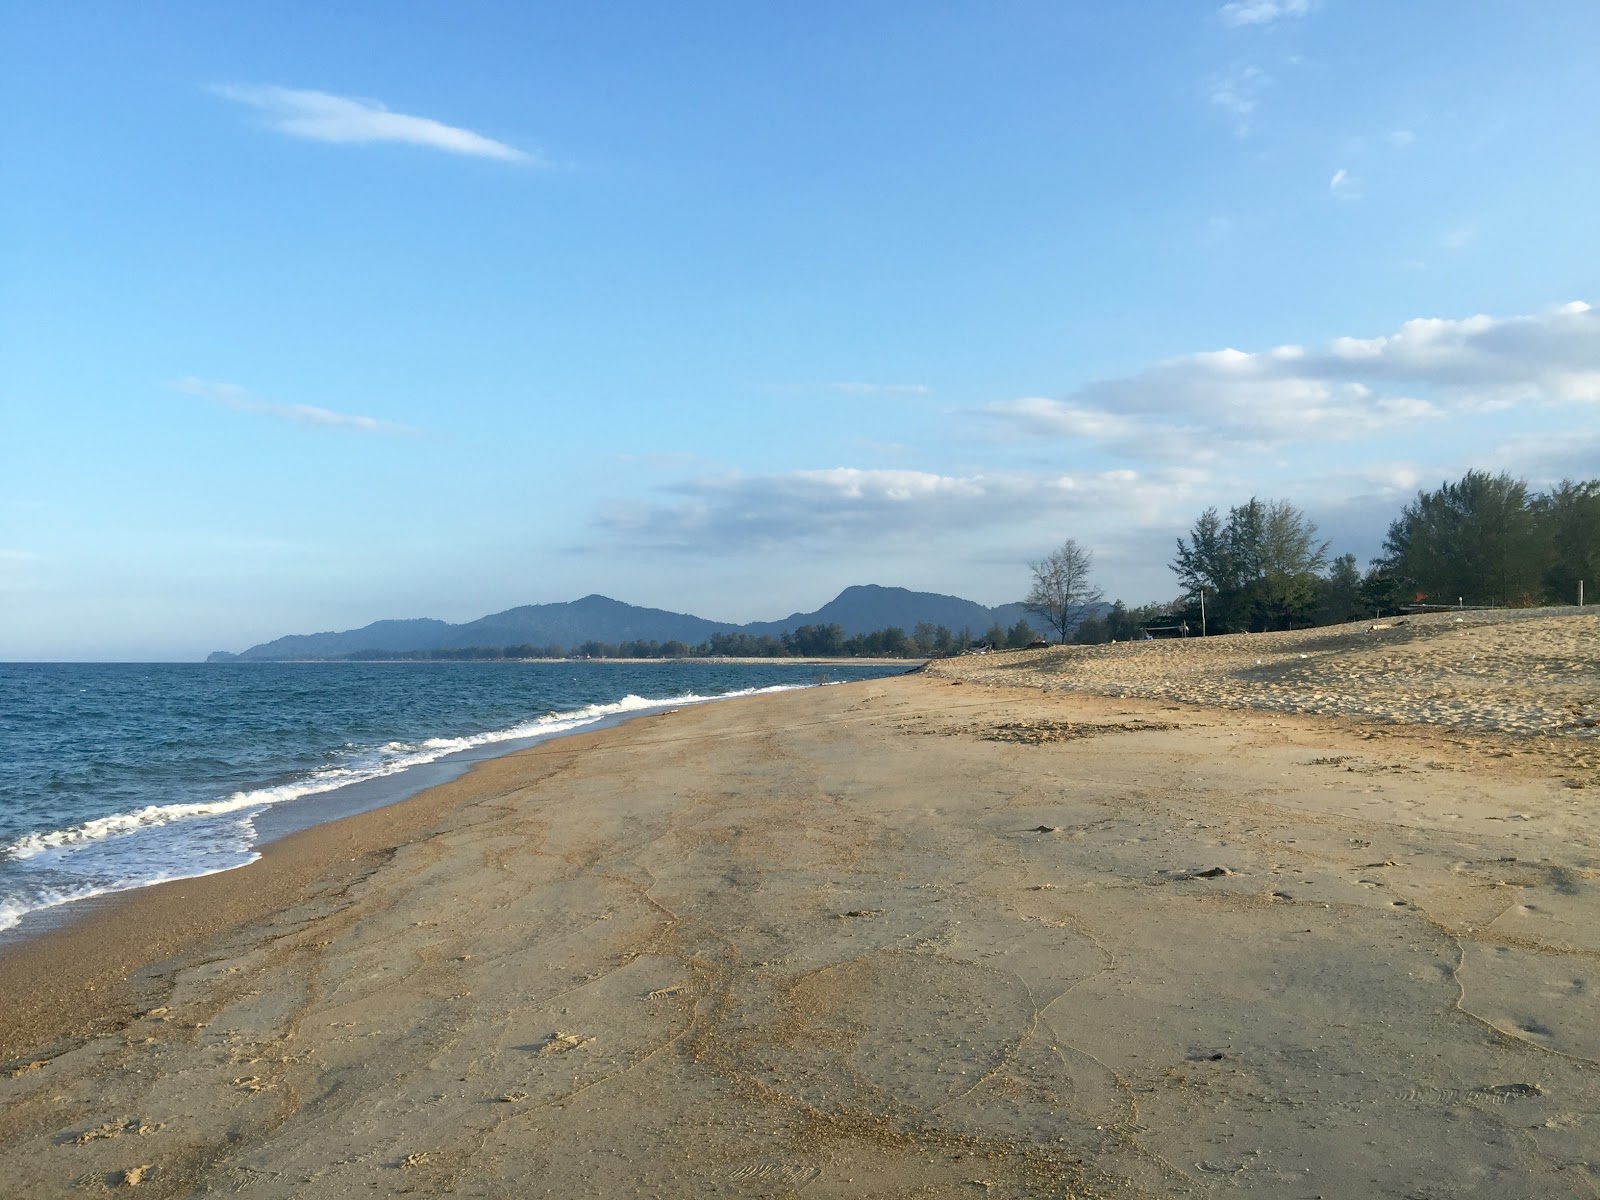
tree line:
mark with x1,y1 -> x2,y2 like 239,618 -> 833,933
1061,469 -> 1598,642
335,619 -> 1039,662
322,467 -> 1597,662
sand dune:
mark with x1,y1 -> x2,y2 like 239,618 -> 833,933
934,607 -> 1600,741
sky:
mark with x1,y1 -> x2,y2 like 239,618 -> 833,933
3,2 -> 1598,660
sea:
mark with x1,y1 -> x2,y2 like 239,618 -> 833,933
0,660 -> 913,938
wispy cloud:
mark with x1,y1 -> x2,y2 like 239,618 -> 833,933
1209,66 -> 1267,135
1328,167 -> 1363,200
829,382 -> 931,396
984,302 -> 1600,460
1388,129 -> 1416,149
213,85 -> 535,163
174,377 -> 421,435
1219,0 -> 1311,27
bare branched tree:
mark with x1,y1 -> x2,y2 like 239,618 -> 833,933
1025,539 -> 1104,643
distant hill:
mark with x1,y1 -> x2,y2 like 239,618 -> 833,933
744,585 -> 1032,638
207,618 -> 455,662
440,594 -> 730,651
206,586 -> 1042,661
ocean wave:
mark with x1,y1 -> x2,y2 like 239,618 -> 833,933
1,684 -> 801,864
0,856 -> 260,933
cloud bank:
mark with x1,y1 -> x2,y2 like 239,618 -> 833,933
587,303 -> 1594,584
214,86 -> 533,163
595,466 -> 1201,555
175,377 -> 419,434
986,302 -> 1598,460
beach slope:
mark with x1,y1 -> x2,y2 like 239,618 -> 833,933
2,610 -> 1598,1197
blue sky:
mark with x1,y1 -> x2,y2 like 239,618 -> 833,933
3,1 -> 1598,660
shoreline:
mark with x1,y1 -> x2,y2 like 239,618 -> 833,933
1,668 -> 919,948
0,697 -> 717,1063
4,624 -> 1598,1197
204,656 -> 929,666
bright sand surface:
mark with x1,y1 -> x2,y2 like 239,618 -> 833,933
2,609 -> 1598,1197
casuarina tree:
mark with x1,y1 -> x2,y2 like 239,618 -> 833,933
1172,498 -> 1328,632
1025,539 -> 1104,643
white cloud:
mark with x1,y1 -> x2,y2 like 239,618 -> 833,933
174,377 -> 420,435
1219,0 -> 1311,27
1388,129 -> 1416,149
594,467 -> 1201,555
984,302 -> 1600,460
989,368 -> 1438,459
213,85 -> 534,163
1329,167 -> 1363,200
1357,463 -> 1421,492
1487,428 -> 1600,485
829,382 -> 932,396
983,397 -> 1217,463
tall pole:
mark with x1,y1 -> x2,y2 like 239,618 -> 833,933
1200,589 -> 1207,637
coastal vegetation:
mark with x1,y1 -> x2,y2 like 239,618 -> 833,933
1378,471 -> 1599,610
1084,469 -> 1600,641
337,620 -> 1041,662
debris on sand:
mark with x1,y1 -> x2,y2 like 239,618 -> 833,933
986,720 -> 1176,745
537,1032 -> 594,1056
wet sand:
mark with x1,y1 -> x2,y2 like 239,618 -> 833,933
3,610 -> 1598,1197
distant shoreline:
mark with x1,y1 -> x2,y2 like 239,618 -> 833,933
211,656 -> 929,666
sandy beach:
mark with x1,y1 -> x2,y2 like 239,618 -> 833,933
3,609 -> 1598,1197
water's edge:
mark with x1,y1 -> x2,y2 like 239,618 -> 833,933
0,685 -> 817,946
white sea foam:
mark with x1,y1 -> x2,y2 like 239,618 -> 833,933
0,683 -> 802,932
0,858 -> 259,934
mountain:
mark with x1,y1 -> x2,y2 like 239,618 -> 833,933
743,585 -> 1031,638
440,594 -> 732,650
205,586 -> 1039,661
205,618 -> 454,662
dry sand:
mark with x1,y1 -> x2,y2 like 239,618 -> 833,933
2,609 -> 1598,1197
